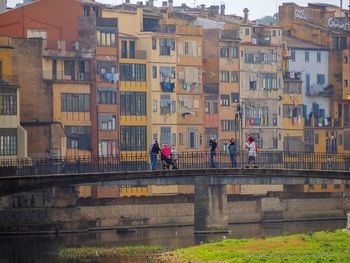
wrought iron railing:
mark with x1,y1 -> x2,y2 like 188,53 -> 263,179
0,151 -> 349,177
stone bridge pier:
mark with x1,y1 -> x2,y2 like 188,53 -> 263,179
194,176 -> 228,234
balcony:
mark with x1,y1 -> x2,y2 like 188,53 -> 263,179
120,50 -> 147,59
160,82 -> 175,92
304,117 -> 341,128
0,75 -> 19,86
220,30 -> 240,41
306,84 -> 333,97
43,71 -> 90,82
96,17 -> 118,28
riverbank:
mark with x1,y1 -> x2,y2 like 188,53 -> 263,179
59,245 -> 169,260
153,230 -> 350,263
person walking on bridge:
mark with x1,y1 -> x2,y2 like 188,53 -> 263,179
228,138 -> 237,168
209,138 -> 217,168
149,139 -> 160,170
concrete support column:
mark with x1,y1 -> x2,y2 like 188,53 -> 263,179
194,176 -> 228,234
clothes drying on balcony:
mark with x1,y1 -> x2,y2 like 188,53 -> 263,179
182,82 -> 199,92
161,82 -> 175,92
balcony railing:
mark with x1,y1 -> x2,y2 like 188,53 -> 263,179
43,71 -> 90,82
0,75 -> 19,86
304,118 -> 341,128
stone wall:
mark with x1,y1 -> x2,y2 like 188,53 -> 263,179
0,197 -> 349,233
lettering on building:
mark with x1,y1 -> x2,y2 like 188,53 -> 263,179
294,9 -> 308,20
328,17 -> 350,32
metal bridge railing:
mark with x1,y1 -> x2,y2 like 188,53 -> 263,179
0,151 -> 349,177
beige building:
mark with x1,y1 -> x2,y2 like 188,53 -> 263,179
0,36 -> 28,160
240,23 -> 283,151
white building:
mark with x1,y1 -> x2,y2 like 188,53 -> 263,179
286,36 -> 331,126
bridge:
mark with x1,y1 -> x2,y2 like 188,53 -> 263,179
1,151 -> 350,233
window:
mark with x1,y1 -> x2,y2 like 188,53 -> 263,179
231,93 -> 239,103
153,100 -> 157,112
160,38 -> 174,56
220,47 -> 229,58
66,126 -> 91,150
221,95 -> 230,106
120,91 -> 146,116
272,114 -> 277,126
291,51 -> 296,61
205,97 -> 218,114
97,88 -> 116,105
220,71 -> 229,82
184,42 -> 193,56
245,106 -> 268,126
245,28 -> 250,35
98,114 -> 116,131
152,66 -> 157,78
160,67 -> 175,82
344,132 -> 350,150
179,133 -> 184,145
250,81 -> 257,90
160,94 -> 171,115
99,140 -> 116,156
160,126 -> 171,146
316,74 -> 325,85
345,79 -> 349,88
120,63 -> 146,81
0,89 -> 17,115
344,56 -> 348,64
97,30 -> 116,47
83,6 -> 90,16
186,128 -> 199,149
121,40 -> 128,58
61,93 -> 90,112
272,30 -> 276,37
261,73 -> 277,90
120,126 -> 147,151
152,37 -> 157,50
332,36 -> 347,50
64,60 -> 75,77
0,128 -> 17,156
231,71 -> 239,82
305,51 -> 309,62
230,47 -> 238,58
317,52 -> 321,63
97,60 -> 117,83
129,41 -> 135,58
221,120 -> 236,131
273,137 -> 278,149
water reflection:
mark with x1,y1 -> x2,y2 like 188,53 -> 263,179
0,220 -> 346,263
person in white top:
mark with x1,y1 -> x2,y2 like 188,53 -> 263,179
246,136 -> 257,164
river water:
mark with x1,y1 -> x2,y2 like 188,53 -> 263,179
0,220 -> 346,263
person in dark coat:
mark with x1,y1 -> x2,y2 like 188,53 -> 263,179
149,140 -> 160,170
228,138 -> 237,168
209,138 -> 217,168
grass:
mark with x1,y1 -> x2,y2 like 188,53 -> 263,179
160,230 -> 350,263
58,245 -> 169,260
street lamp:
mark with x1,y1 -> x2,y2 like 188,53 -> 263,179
235,102 -> 244,151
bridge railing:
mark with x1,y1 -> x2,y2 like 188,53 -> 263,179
0,151 -> 349,177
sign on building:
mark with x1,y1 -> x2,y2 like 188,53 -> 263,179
328,17 -> 350,31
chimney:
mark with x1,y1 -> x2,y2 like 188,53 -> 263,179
149,0 -> 154,7
209,5 -> 220,16
220,4 -> 225,16
162,1 -> 167,7
168,0 -> 173,8
137,1 -> 143,7
243,8 -> 249,23
200,4 -> 205,13
125,0 -> 130,3
181,3 -> 186,8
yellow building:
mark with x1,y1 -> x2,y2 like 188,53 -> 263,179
0,36 -> 28,160
42,40 -> 92,158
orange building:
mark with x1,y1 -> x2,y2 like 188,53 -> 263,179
0,0 -> 118,157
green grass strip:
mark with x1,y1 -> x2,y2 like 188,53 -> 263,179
59,245 -> 169,260
166,230 -> 350,263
